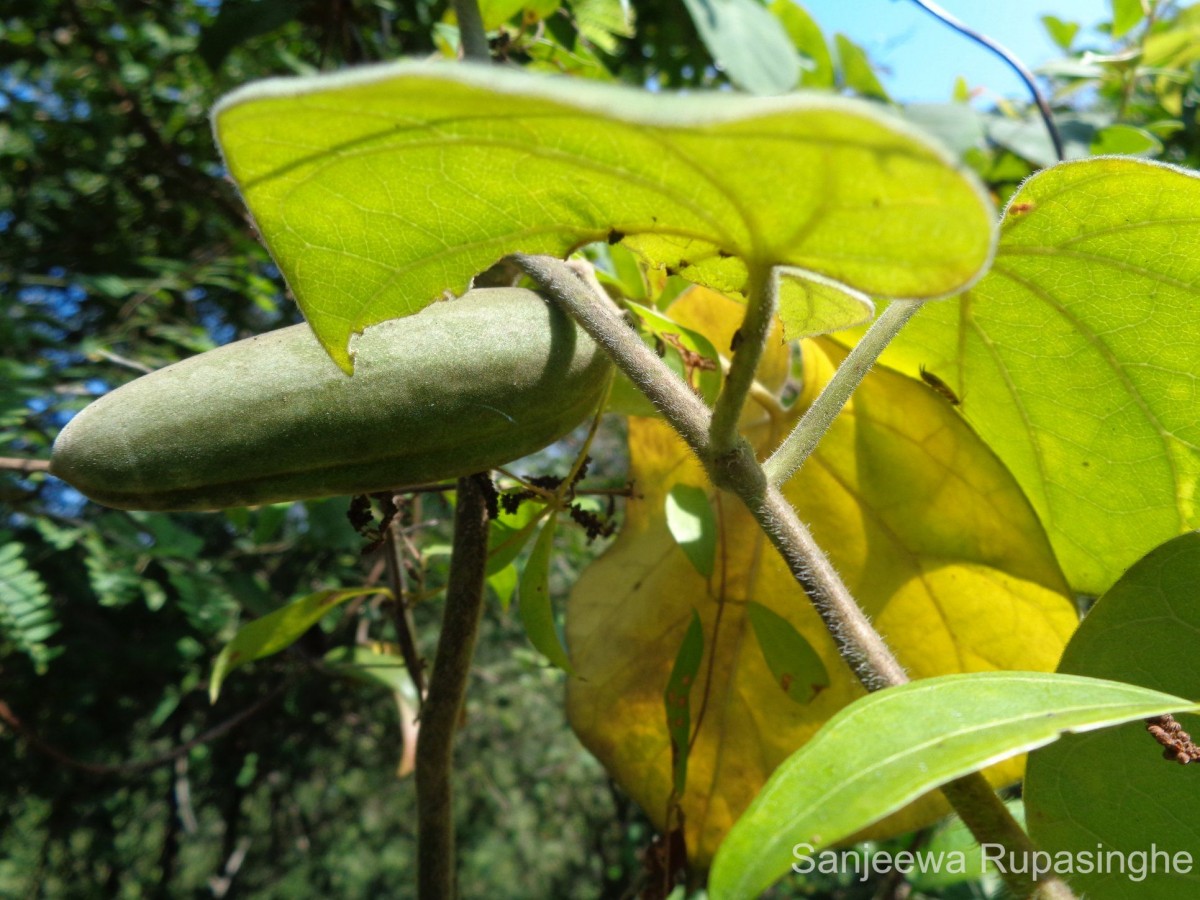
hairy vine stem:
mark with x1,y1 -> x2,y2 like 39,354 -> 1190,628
709,265 -> 778,458
453,0 -> 490,63
517,253 -> 1077,900
764,300 -> 921,486
415,474 -> 491,900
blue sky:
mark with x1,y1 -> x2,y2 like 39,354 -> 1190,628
804,1 -> 1109,101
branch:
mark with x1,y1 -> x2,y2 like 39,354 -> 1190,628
908,0 -> 1064,162
0,457 -> 50,474
453,0 -> 491,62
763,300 -> 921,486
0,682 -> 288,776
512,255 -> 712,455
384,522 -> 427,700
415,474 -> 491,900
518,253 -> 1076,899
940,778 -> 1076,899
708,266 -> 778,459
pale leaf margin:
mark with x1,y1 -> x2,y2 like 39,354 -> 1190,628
212,60 -> 996,371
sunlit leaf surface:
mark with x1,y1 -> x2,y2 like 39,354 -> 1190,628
711,672 -> 1199,900
879,158 -> 1200,593
565,290 -> 1077,864
214,62 -> 994,370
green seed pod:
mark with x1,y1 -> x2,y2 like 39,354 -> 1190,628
51,289 -> 612,511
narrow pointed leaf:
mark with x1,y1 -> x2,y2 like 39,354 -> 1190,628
518,512 -> 572,672
488,563 -> 518,611
666,610 -> 705,795
710,672 -> 1200,900
626,302 -> 723,404
1111,0 -> 1145,38
213,62 -> 995,370
746,600 -> 828,704
835,33 -> 889,100
324,645 -> 412,695
210,587 -> 382,702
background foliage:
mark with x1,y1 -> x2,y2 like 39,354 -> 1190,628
4,0 -> 1200,896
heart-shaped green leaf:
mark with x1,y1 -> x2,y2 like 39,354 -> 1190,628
709,671 -> 1200,900
213,62 -> 995,370
880,158 -> 1200,593
1025,532 -> 1200,899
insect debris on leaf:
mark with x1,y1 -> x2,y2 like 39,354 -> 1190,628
919,365 -> 961,406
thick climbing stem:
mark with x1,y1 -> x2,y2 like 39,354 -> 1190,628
453,0 -> 490,62
416,474 -> 490,900
763,300 -> 921,487
511,255 -> 712,454
517,253 -> 1077,900
709,266 -> 778,458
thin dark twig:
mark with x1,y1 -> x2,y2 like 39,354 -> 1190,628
384,522 -> 427,701
908,0 -> 1065,162
0,681 -> 289,776
0,457 -> 50,474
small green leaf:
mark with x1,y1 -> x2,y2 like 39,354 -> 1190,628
1091,122 -> 1162,156
769,0 -> 834,88
324,645 -> 412,695
210,587 -> 381,702
681,0 -> 800,94
665,485 -> 717,578
1041,14 -> 1080,51
1026,532 -> 1200,898
835,33 -> 890,101
709,671 -> 1200,900
1111,0 -> 1145,38
593,242 -> 649,302
773,267 -> 873,338
488,563 -> 518,611
517,513 -> 572,672
571,0 -> 634,54
487,502 -> 546,575
665,610 -> 705,795
626,301 -> 723,404
745,601 -> 828,704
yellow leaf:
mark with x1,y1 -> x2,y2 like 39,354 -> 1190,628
565,291 -> 1077,865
